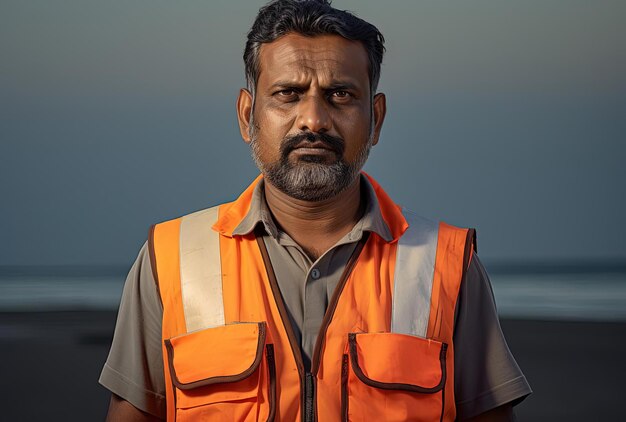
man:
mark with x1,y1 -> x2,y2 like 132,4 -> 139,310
100,1 -> 531,421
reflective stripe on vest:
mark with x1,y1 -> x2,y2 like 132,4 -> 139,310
178,207 -> 439,338
391,209 -> 438,337
179,205 -> 224,332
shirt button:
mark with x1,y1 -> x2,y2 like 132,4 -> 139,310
311,268 -> 321,280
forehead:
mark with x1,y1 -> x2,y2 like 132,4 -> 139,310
257,33 -> 369,88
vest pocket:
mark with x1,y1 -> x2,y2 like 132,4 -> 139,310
342,332 -> 446,422
165,322 -> 276,422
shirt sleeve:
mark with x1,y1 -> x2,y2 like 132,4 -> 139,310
98,242 -> 166,419
453,255 -> 532,420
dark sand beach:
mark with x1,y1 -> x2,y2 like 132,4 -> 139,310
0,311 -> 624,421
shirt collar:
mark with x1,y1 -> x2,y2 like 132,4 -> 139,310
231,174 -> 393,243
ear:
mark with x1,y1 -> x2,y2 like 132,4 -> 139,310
371,92 -> 386,146
237,88 -> 253,143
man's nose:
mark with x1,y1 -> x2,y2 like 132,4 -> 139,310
297,95 -> 331,133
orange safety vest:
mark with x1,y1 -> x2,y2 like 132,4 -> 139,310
150,173 -> 475,422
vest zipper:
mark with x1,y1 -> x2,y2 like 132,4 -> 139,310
257,231 -> 369,422
309,234 -> 370,420
304,373 -> 315,422
256,234 -> 307,421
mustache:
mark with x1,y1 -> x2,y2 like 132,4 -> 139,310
280,132 -> 345,156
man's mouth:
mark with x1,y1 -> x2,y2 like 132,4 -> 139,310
292,140 -> 336,152
281,132 -> 346,158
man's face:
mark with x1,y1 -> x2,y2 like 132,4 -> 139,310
238,33 -> 386,201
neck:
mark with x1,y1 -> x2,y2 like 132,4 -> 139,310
263,176 -> 363,260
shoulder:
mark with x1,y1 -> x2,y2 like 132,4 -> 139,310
149,204 -> 225,258
401,208 -> 475,243
455,254 -> 497,328
152,203 -> 224,230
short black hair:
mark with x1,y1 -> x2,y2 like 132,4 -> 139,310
244,0 -> 385,94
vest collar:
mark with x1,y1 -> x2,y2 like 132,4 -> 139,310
213,172 -> 408,242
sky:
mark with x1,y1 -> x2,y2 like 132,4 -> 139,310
1,0 -> 625,266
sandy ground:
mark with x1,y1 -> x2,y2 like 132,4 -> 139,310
0,311 -> 624,421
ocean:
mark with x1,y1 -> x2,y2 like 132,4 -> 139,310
1,264 -> 624,320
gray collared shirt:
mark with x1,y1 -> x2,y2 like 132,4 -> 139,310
100,176 -> 531,420
231,176 -> 392,370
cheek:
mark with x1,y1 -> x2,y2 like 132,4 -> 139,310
253,117 -> 291,162
340,113 -> 372,157
255,109 -> 292,149
254,136 -> 279,164
256,107 -> 294,139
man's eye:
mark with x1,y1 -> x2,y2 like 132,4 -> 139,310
330,90 -> 352,102
276,89 -> 297,97
273,89 -> 299,102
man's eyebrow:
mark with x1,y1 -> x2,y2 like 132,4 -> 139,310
268,80 -> 360,90
325,82 -> 359,91
268,80 -> 306,90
